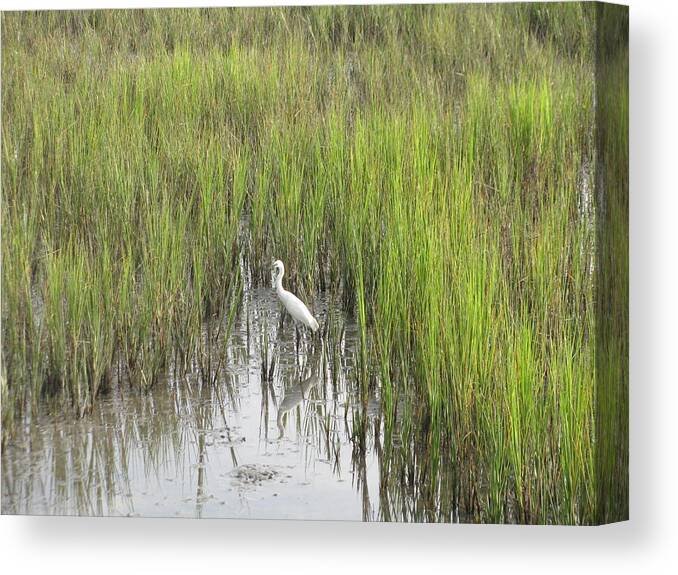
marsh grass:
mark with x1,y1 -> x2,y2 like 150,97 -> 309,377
1,4 -> 627,524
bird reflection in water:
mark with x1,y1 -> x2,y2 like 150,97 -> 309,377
276,371 -> 323,439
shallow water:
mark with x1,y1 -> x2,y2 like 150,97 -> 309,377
1,287 -> 387,520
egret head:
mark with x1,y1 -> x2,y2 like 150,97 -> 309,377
272,259 -> 284,278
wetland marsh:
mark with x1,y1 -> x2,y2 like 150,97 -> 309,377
1,4 -> 628,524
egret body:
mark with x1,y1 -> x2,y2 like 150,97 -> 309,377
272,260 -> 319,333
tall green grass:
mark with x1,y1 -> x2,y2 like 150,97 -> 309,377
1,4 -> 627,524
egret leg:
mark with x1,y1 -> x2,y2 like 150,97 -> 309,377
295,324 -> 300,358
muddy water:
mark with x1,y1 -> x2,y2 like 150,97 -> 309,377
1,287 -> 387,520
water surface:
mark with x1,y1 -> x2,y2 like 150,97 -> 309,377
2,287 -> 386,520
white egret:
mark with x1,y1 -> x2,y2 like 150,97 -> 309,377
272,259 -> 319,333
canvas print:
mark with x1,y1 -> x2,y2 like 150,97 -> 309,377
1,2 -> 628,524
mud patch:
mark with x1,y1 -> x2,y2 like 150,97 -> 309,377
231,464 -> 279,486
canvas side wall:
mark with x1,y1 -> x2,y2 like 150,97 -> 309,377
595,1 -> 629,524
